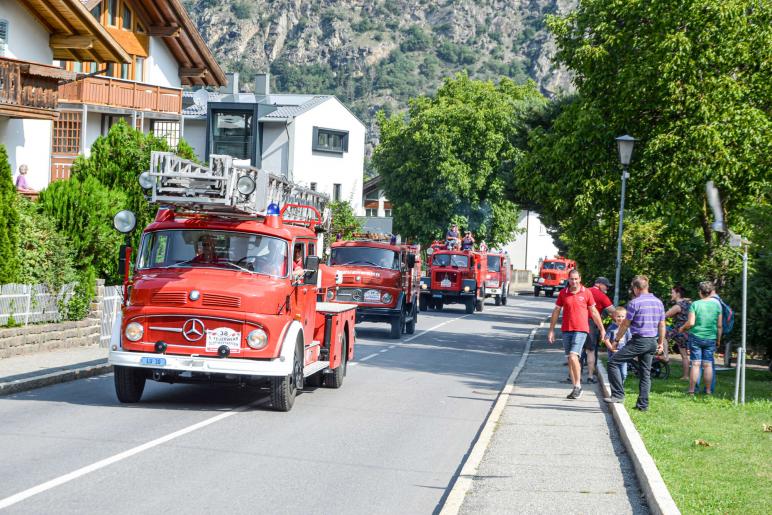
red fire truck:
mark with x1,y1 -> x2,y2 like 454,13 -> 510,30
533,257 -> 577,297
326,237 -> 421,339
108,152 -> 356,412
484,252 -> 511,306
419,242 -> 488,314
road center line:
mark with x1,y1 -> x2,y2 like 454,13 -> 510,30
0,402 -> 256,509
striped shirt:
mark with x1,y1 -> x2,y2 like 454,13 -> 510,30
625,293 -> 665,337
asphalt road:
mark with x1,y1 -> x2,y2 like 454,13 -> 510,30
0,296 -> 554,514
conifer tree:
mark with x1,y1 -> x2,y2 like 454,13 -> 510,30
0,145 -> 20,283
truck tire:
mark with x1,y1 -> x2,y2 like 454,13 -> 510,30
475,298 -> 484,312
435,300 -> 443,311
465,298 -> 475,314
325,337 -> 347,389
271,340 -> 302,412
114,366 -> 146,403
405,303 -> 417,334
494,295 -> 502,306
390,311 -> 404,339
419,295 -> 428,312
501,286 -> 508,305
534,287 -> 541,297
546,290 -> 554,298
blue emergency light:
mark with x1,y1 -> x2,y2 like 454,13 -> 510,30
267,203 -> 281,215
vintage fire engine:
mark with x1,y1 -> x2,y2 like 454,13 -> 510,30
483,252 -> 511,306
418,241 -> 488,314
533,256 -> 577,297
108,152 -> 356,412
326,235 -> 421,339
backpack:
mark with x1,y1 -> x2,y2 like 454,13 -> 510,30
712,295 -> 735,335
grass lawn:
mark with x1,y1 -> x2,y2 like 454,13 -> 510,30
619,360 -> 771,514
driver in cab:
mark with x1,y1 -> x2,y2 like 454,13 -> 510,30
191,235 -> 218,264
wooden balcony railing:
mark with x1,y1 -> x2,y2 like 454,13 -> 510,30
58,76 -> 182,114
0,57 -> 71,121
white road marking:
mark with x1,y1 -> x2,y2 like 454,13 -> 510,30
0,402 -> 256,509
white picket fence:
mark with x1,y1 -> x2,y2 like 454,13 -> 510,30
100,286 -> 123,347
0,283 -> 75,326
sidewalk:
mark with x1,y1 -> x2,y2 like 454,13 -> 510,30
0,345 -> 110,395
459,329 -> 649,514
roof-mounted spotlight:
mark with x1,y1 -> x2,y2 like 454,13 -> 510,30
113,210 -> 137,233
138,171 -> 154,190
237,175 -> 256,196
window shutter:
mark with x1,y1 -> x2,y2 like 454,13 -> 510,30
0,20 -> 8,56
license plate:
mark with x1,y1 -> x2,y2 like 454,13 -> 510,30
140,357 -> 166,366
206,327 -> 241,353
364,289 -> 381,303
440,279 -> 451,288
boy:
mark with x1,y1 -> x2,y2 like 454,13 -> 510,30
604,306 -> 632,382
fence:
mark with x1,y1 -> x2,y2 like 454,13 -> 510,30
0,283 -> 75,326
100,286 -> 123,348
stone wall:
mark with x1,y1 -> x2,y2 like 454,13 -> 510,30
0,279 -> 106,359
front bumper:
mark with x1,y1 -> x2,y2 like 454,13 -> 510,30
486,287 -> 502,295
109,349 -> 291,377
355,306 -> 403,324
420,290 -> 474,304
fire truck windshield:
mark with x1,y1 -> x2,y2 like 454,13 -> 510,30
486,255 -> 501,272
542,261 -> 567,270
137,230 -> 289,277
433,254 -> 469,268
330,247 -> 399,269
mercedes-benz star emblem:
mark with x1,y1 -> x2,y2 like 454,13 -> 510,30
182,319 -> 205,342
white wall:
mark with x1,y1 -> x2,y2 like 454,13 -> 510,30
261,122 -> 288,174
83,110 -> 103,156
502,210 -> 559,273
290,98 -> 366,214
0,117 -> 52,191
1,0 -> 53,63
146,37 -> 181,88
182,118 -> 206,162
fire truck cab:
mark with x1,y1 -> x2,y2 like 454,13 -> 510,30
108,152 -> 356,412
484,252 -> 511,306
419,242 -> 487,314
533,257 -> 577,297
327,237 -> 421,339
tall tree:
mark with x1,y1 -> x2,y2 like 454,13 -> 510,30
373,73 -> 546,246
0,145 -> 19,283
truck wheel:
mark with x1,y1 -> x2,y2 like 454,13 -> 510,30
546,290 -> 554,298
435,301 -> 443,312
494,295 -> 502,306
325,338 -> 347,389
534,287 -> 541,297
419,295 -> 428,312
405,303 -> 417,334
465,298 -> 475,314
114,366 -> 146,403
501,287 -> 508,305
271,340 -> 302,412
389,311 -> 404,339
475,298 -> 484,312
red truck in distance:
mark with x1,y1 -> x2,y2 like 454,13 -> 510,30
108,152 -> 357,412
326,237 -> 421,339
533,257 -> 577,297
419,241 -> 488,314
484,252 -> 511,305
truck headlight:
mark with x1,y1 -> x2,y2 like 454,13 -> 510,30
464,286 -> 470,292
381,292 -> 392,304
421,283 -> 427,290
246,329 -> 268,349
326,289 -> 335,301
125,322 -> 143,342
538,277 -> 545,284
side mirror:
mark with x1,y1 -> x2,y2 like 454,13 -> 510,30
118,244 -> 129,275
303,255 -> 321,285
406,253 -> 416,269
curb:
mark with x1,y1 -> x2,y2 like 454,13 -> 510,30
439,322 -> 543,515
597,361 -> 681,515
0,362 -> 113,396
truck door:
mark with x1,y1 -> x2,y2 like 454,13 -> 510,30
293,241 -> 317,356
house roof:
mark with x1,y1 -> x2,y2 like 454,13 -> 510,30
124,0 -> 226,87
181,92 -> 334,120
16,0 -> 131,63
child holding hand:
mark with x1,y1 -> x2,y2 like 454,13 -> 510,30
604,306 -> 632,382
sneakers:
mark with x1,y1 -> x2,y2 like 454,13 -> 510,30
587,377 -> 598,384
567,386 -> 583,399
603,397 -> 624,404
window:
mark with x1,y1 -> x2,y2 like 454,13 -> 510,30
309,182 -> 317,191
333,183 -> 341,202
312,127 -> 349,153
152,120 -> 180,150
122,4 -> 132,30
90,3 -> 102,21
383,208 -> 392,217
0,19 -> 8,57
121,62 -> 130,79
107,0 -> 118,26
330,247 -> 400,270
101,114 -> 128,135
103,62 -> 114,77
134,57 -> 144,81
365,208 -> 378,217
211,110 -> 253,160
52,112 -> 82,154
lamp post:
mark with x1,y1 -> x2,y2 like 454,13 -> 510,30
613,135 -> 637,306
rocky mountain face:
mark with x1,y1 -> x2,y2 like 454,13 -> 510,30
183,0 -> 575,127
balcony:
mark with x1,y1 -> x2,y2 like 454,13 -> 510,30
58,76 -> 182,114
0,57 -> 72,121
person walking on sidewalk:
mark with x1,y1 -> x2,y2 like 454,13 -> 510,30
677,281 -> 722,396
605,275 -> 666,411
547,269 -> 606,400
584,277 -> 614,383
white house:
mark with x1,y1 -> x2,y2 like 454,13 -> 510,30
183,72 -> 366,215
502,210 -> 559,274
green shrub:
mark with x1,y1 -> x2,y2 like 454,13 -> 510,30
0,145 -> 19,283
401,25 -> 432,52
232,0 -> 255,20
329,201 -> 363,243
65,267 -> 96,321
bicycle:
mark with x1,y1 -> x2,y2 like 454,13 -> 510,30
629,353 -> 671,380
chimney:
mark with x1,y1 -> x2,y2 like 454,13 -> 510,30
254,72 -> 270,96
220,72 -> 239,95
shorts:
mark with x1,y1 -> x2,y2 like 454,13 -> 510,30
688,334 -> 716,363
562,331 -> 587,356
584,323 -> 600,351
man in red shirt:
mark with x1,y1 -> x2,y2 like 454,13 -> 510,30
548,269 -> 606,399
584,277 -> 615,383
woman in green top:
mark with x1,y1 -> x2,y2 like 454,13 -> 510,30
677,281 -> 722,395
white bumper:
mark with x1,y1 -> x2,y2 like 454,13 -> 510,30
486,287 -> 502,295
109,349 -> 291,377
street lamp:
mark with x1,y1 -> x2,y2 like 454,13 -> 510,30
613,135 -> 637,305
